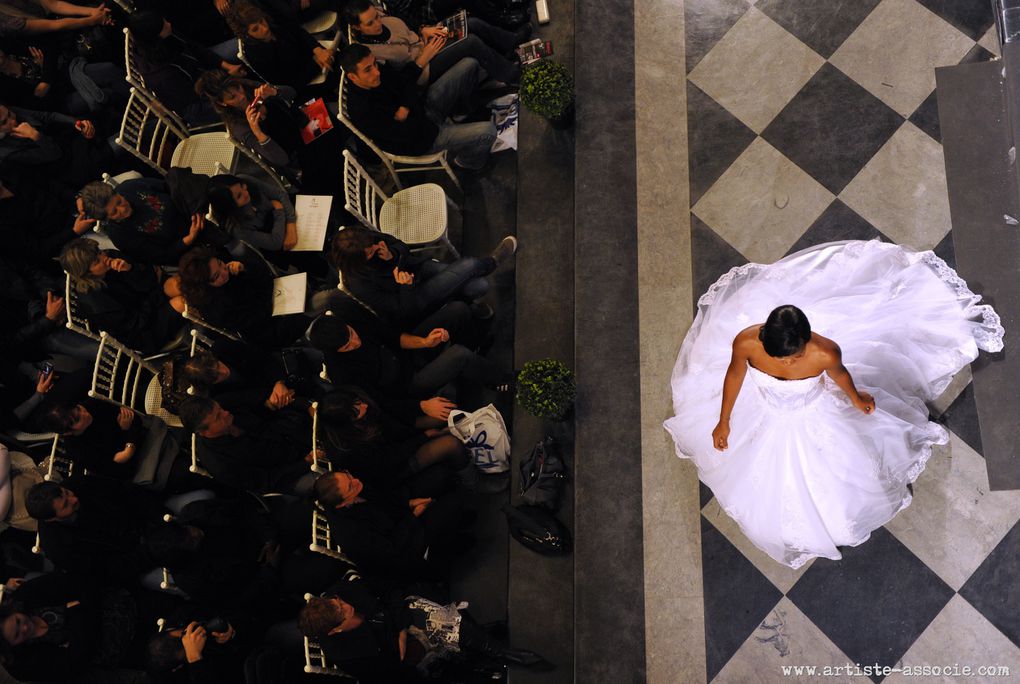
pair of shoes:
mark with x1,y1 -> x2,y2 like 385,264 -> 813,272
470,301 -> 494,320
489,235 -> 518,267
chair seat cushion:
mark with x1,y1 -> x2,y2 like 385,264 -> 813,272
378,183 -> 448,246
171,134 -> 238,177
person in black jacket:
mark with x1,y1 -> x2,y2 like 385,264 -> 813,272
178,393 -> 317,495
227,0 -> 336,94
25,477 -> 165,584
299,576 -> 550,682
339,43 -> 495,170
59,238 -> 186,354
330,226 -> 517,327
309,297 -> 511,399
312,469 -> 467,579
144,496 -> 282,612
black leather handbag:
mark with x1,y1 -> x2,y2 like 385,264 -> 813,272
502,504 -> 572,556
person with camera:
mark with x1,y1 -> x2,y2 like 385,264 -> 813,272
147,614 -> 246,684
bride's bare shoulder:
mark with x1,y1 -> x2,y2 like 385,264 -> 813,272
732,325 -> 762,352
809,333 -> 842,361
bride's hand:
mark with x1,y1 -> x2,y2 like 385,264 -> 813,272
712,420 -> 730,451
854,392 -> 875,415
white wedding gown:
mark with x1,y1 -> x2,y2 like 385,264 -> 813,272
664,240 -> 1004,568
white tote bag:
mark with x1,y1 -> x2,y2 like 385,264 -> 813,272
447,404 -> 511,474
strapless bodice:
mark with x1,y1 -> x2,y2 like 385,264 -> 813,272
746,363 -> 826,410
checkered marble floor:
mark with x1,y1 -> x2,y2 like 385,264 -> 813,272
683,1 -> 1020,681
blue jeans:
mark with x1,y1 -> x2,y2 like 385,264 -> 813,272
408,302 -> 503,395
425,58 -> 497,170
416,257 -> 491,312
428,18 -> 520,84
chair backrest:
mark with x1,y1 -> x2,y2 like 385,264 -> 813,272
223,132 -> 295,193
189,329 -> 214,357
302,592 -> 357,678
123,28 -> 148,93
64,273 -> 102,342
88,332 -> 159,410
182,304 -> 243,342
337,75 -> 402,186
341,149 -> 387,230
115,87 -> 189,175
309,402 -> 332,474
43,434 -> 82,481
309,504 -> 353,564
189,433 -> 212,477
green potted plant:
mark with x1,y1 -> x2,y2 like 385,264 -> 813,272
519,60 -> 575,127
516,358 -> 576,420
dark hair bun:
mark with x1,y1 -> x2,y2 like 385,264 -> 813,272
759,305 -> 811,358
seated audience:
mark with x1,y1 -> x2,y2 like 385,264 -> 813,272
128,9 -> 245,126
194,72 -> 341,194
317,386 -> 466,493
40,399 -> 147,480
227,0 -> 336,92
0,173 -> 97,260
0,573 -> 140,682
146,613 -> 260,684
145,496 -> 282,610
299,575 -> 550,681
309,298 -> 512,399
331,226 -> 517,326
339,43 -> 496,170
59,238 -> 186,354
0,102 -> 111,192
177,246 -> 310,347
25,477 -> 164,583
0,43 -> 128,117
178,394 -> 317,495
76,177 -> 222,266
345,0 -> 524,86
206,173 -> 297,252
312,469 -> 468,578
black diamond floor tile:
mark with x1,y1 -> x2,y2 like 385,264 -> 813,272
960,43 -> 996,65
685,0 -> 752,73
785,199 -> 890,255
909,90 -> 941,142
687,81 -> 758,205
756,0 -> 881,58
691,214 -> 747,312
787,527 -> 955,682
939,381 -> 983,455
932,231 -> 957,271
702,516 -> 784,681
762,63 -> 904,195
959,519 -> 1020,648
700,481 -> 714,509
915,0 -> 996,40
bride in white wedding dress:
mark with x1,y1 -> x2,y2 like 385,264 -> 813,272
664,240 -> 1004,569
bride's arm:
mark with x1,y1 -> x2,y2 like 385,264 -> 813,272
713,336 -> 750,451
823,344 -> 874,414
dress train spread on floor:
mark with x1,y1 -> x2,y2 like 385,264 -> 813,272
664,240 -> 1004,568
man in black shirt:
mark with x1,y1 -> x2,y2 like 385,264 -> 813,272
340,43 -> 496,170
308,299 -> 509,398
179,392 -> 317,495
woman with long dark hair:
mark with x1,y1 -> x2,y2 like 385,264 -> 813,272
665,241 -> 1004,569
